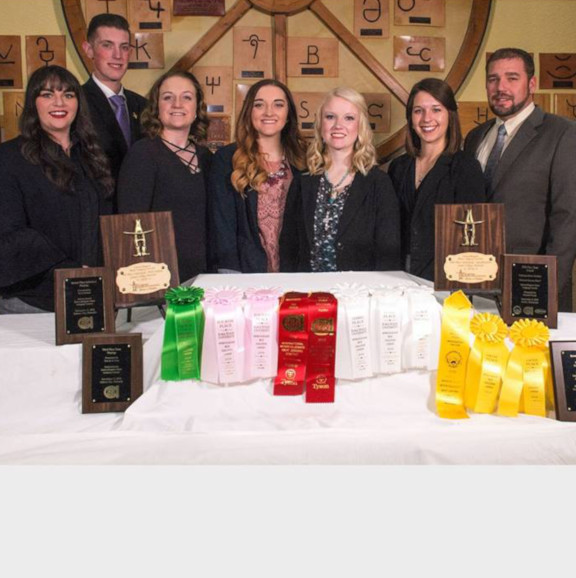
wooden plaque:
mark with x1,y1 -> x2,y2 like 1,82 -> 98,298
287,38 -> 339,78
550,341 -> 576,422
394,0 -> 445,27
2,91 -> 24,140
128,0 -> 171,32
293,91 -> 324,134
100,211 -> 179,308
354,0 -> 389,39
192,66 -> 233,116
26,36 -> 66,78
458,101 -> 495,139
54,267 -> 116,345
434,203 -> 505,293
128,32 -> 164,69
539,54 -> 576,90
82,333 -> 143,414
500,254 -> 558,329
85,0 -> 128,22
206,115 -> 231,151
394,36 -> 445,72
233,27 -> 273,80
554,93 -> 576,122
363,92 -> 391,133
173,0 -> 225,16
0,36 -> 23,89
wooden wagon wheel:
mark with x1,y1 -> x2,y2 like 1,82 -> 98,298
62,0 -> 492,161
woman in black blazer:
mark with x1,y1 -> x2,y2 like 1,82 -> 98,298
387,78 -> 487,281
209,79 -> 307,273
280,87 -> 401,273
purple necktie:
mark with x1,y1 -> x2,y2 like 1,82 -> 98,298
109,94 -> 131,145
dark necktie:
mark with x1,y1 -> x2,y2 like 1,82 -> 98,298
483,123 -> 507,184
109,94 -> 131,145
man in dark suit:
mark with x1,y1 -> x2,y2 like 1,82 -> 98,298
465,48 -> 576,311
81,13 -> 147,186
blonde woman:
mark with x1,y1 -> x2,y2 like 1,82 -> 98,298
280,87 -> 401,272
209,79 -> 307,273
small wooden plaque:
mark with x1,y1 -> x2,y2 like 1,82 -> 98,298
128,32 -> 164,69
434,203 -> 505,293
0,35 -> 23,89
25,36 -> 66,78
292,91 -> 324,134
287,38 -> 339,78
394,0 -> 445,27
550,341 -> 576,422
192,66 -> 233,116
2,91 -> 25,140
363,92 -> 391,133
233,27 -> 273,80
458,101 -> 496,139
100,211 -> 179,308
354,0 -> 389,39
394,36 -> 445,72
54,267 -> 116,346
539,54 -> 576,90
85,0 -> 128,22
173,0 -> 225,16
128,0 -> 171,32
206,115 -> 231,151
500,254 -> 558,329
553,93 -> 576,121
82,333 -> 143,414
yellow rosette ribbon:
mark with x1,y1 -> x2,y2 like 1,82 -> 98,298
497,319 -> 552,417
436,291 -> 472,419
465,313 -> 509,413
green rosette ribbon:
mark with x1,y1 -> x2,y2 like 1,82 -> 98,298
161,286 -> 205,381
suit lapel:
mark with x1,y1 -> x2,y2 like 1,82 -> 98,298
469,119 -> 495,155
337,172 -> 368,239
411,155 -> 452,223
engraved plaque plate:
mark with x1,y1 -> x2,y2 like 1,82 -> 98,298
287,38 -> 339,78
0,36 -> 23,88
394,0 -> 445,27
2,91 -> 24,140
354,0 -> 389,39
116,262 -> 171,295
363,93 -> 391,133
128,0 -> 171,32
444,253 -> 498,284
550,342 -> 576,422
540,54 -> 576,90
128,32 -> 164,69
173,0 -> 225,16
233,27 -> 273,80
192,66 -> 233,116
293,92 -> 325,134
85,0 -> 128,22
82,333 -> 143,414
26,36 -> 66,78
394,36 -> 445,72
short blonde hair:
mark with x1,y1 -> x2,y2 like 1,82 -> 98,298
307,87 -> 377,176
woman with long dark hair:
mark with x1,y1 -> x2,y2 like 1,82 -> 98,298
117,70 -> 212,282
0,65 -> 113,313
209,78 -> 307,273
387,78 -> 487,281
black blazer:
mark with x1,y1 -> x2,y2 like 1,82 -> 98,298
387,151 -> 487,281
209,143 -> 302,273
82,77 -> 147,181
280,166 -> 402,272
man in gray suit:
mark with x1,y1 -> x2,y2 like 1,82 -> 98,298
465,48 -> 576,311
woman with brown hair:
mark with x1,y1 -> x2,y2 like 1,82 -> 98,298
387,78 -> 487,281
209,78 -> 307,273
117,70 -> 212,282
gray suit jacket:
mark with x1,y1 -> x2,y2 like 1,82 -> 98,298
464,106 -> 576,310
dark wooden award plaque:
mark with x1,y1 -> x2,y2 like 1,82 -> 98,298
434,203 -> 505,293
173,0 -> 225,17
500,254 -> 558,328
54,267 -> 115,345
82,333 -> 143,414
100,212 -> 179,309
549,341 -> 576,422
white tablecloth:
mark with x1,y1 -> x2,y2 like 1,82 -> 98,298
2,271 -> 576,464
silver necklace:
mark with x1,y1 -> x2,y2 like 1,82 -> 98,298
326,169 -> 350,198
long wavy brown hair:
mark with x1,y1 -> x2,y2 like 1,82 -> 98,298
19,65 -> 113,195
231,79 -> 307,195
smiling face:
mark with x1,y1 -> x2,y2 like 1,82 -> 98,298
82,26 -> 131,91
410,90 -> 449,149
486,57 -> 536,119
320,96 -> 359,154
250,85 -> 289,139
158,75 -> 197,133
35,84 -> 78,140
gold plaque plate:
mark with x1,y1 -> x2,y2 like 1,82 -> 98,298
116,262 -> 171,295
444,253 -> 498,284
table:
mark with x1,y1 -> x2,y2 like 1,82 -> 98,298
2,271 -> 576,465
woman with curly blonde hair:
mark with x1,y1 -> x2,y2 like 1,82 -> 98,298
117,70 -> 213,282
280,87 -> 401,272
209,79 -> 307,273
